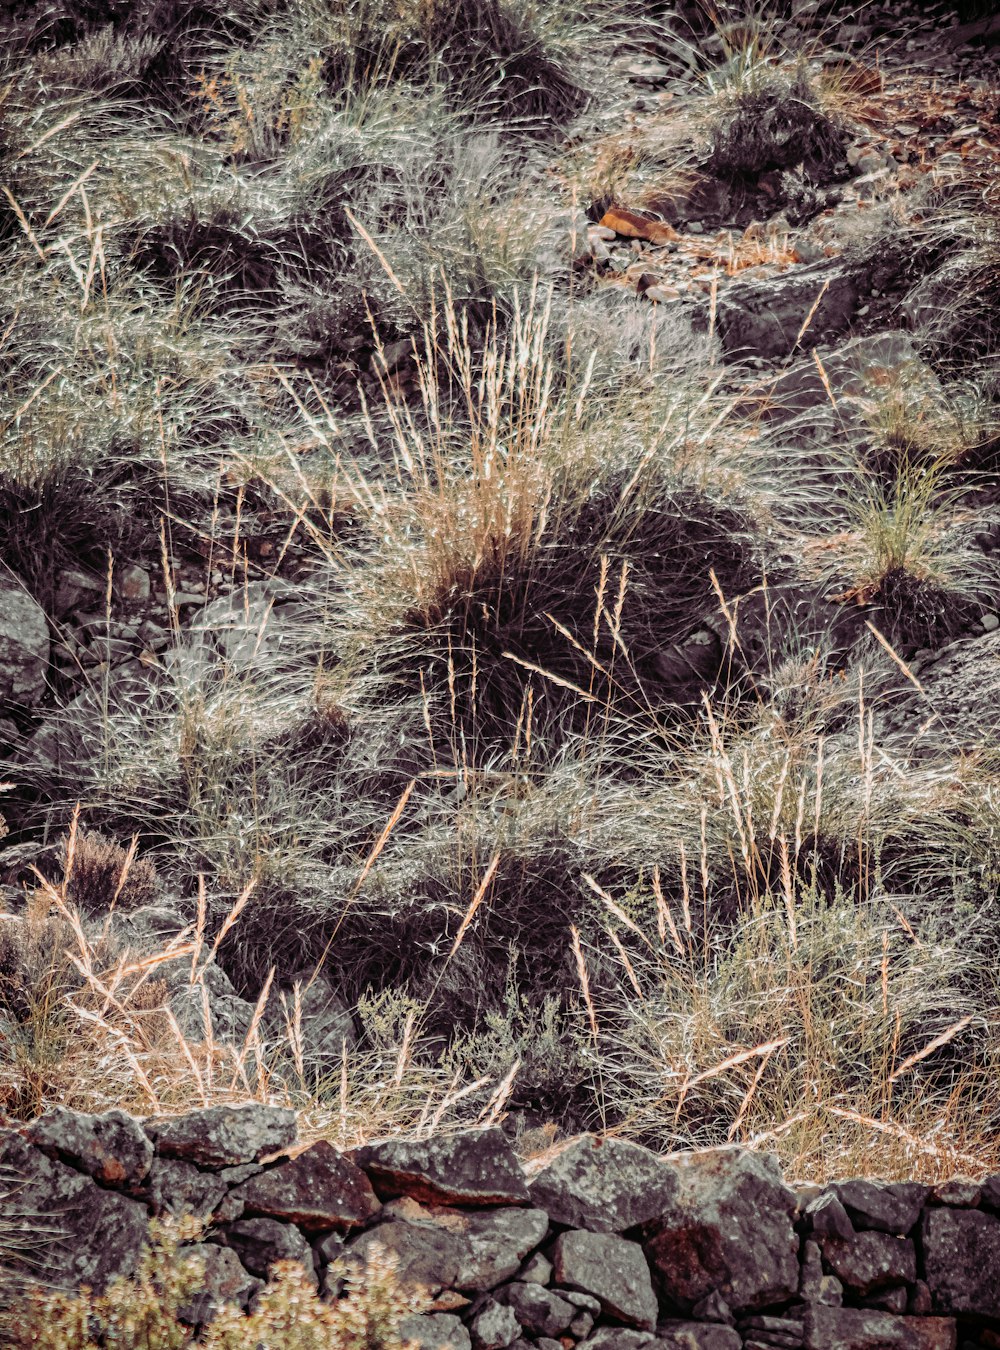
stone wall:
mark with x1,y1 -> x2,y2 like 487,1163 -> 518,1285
2,1105 -> 999,1349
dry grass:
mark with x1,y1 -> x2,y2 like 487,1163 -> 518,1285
0,0 -> 999,1186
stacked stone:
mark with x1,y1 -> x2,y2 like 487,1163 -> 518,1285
1,1106 -> 999,1349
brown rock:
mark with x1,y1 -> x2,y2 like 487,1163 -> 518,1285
929,1179 -> 980,1208
352,1128 -> 529,1206
552,1229 -> 657,1330
525,1135 -> 677,1233
819,1232 -> 916,1296
232,1139 -> 380,1233
921,1206 -> 1000,1317
25,1106 -> 153,1185
803,1306 -> 955,1349
145,1103 -> 297,1167
642,1147 -> 798,1314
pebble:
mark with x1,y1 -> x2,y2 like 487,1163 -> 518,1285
687,221 -> 704,234
589,225 -> 617,241
982,613 -> 999,633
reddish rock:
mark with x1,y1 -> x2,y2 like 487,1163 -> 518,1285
524,1135 -> 677,1233
25,1106 -> 153,1185
145,1103 -> 297,1168
804,1306 -> 956,1349
231,1139 -> 380,1233
642,1147 -> 798,1314
351,1128 -> 529,1206
921,1206 -> 1000,1318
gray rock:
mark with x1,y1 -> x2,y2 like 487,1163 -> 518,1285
643,1147 -> 799,1314
0,1129 -> 148,1293
26,659 -> 154,772
525,1134 -> 678,1233
929,1179 -> 980,1208
233,1139 -> 380,1233
145,1157 -> 228,1219
118,564 -> 151,603
552,1229 -> 657,1330
831,1180 -> 928,1236
215,1216 -> 315,1281
0,576 -> 48,706
271,969 -> 357,1065
716,263 -> 859,360
397,1312 -> 473,1350
452,1207 -> 549,1291
657,1324 -> 742,1350
468,1298 -> 521,1350
921,1206 -> 1000,1317
178,1243 -> 261,1325
578,1331 -> 657,1350
351,1128 -> 529,1206
803,1305 -> 956,1349
806,1191 -> 854,1240
519,1250 -> 553,1284
346,1219 -> 463,1294
819,1231 -> 915,1296
145,1103 -> 297,1167
53,568 -> 104,618
25,1106 -> 153,1185
496,1282 -> 577,1337
690,1290 -> 735,1325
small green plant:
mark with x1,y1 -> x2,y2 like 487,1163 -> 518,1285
7,1219 -> 420,1349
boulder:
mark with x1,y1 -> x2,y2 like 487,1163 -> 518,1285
25,1106 -> 153,1185
642,1147 -> 798,1314
144,1103 -> 297,1168
269,969 -> 357,1065
524,1135 -> 678,1232
716,263 -> 859,360
0,1129 -> 148,1294
552,1229 -> 657,1330
448,1207 -> 549,1291
818,1232 -> 916,1296
232,1139 -> 380,1232
214,1216 -> 315,1282
145,1157 -> 228,1219
179,1243 -> 261,1324
495,1283 -> 577,1338
920,1206 -> 1000,1317
803,1306 -> 955,1350
831,1181 -> 927,1236
468,1298 -> 522,1350
352,1128 -> 529,1206
397,1312 -> 473,1350
345,1220 -> 464,1294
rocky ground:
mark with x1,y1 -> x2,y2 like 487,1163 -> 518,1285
0,0 -> 999,1187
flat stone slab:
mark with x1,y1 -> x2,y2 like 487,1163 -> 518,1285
351,1128 -> 529,1206
144,1103 -> 297,1168
231,1139 -> 380,1232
